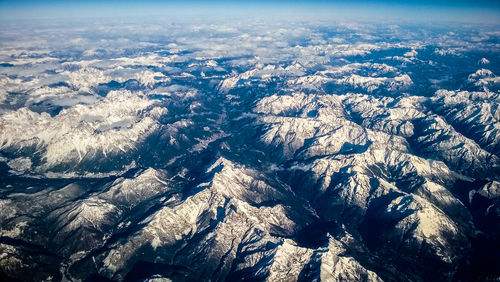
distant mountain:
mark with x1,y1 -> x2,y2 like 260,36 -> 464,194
0,17 -> 498,281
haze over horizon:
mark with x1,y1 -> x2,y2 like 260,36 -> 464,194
0,0 -> 499,24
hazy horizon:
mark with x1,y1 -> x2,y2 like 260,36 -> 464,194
1,0 -> 499,24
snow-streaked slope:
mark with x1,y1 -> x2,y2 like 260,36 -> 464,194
84,157 -> 317,281
253,90 -> 480,280
0,90 -> 166,175
0,19 -> 499,282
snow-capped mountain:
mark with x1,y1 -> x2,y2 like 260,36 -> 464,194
0,16 -> 498,281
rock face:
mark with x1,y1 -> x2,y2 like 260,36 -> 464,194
0,17 -> 499,282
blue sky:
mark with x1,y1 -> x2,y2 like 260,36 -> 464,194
0,0 -> 499,23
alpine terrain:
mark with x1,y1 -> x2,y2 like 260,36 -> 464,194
0,14 -> 498,281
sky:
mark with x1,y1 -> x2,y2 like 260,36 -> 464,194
0,0 -> 499,23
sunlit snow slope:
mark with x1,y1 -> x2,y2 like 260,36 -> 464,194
0,17 -> 499,281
